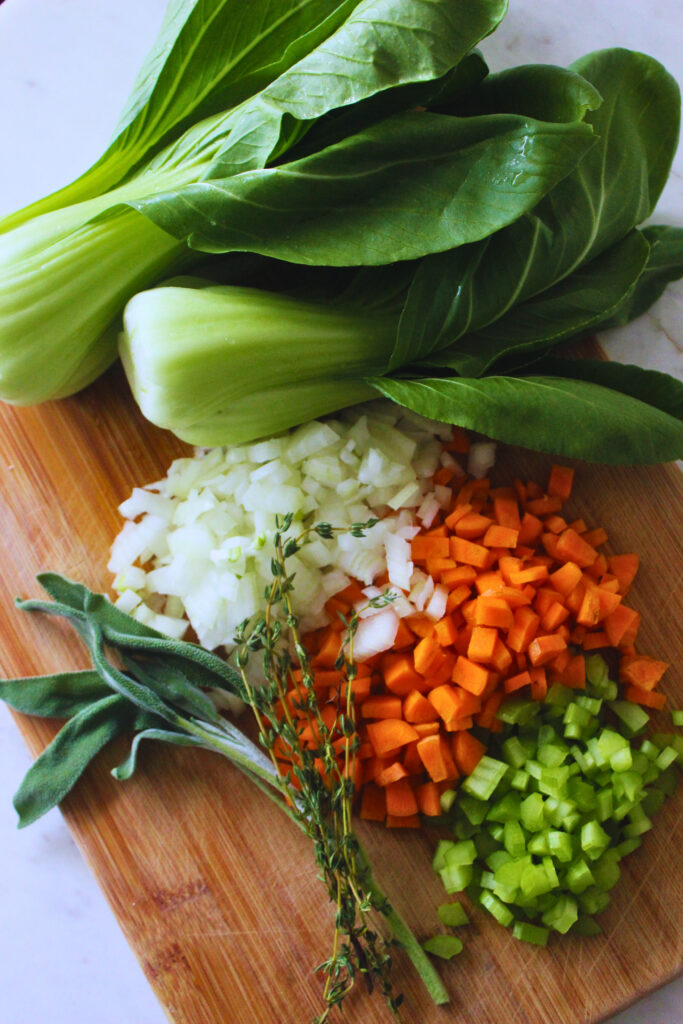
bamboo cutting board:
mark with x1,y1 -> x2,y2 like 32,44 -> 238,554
0,361 -> 681,1024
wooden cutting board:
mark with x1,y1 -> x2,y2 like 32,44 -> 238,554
0,360 -> 681,1024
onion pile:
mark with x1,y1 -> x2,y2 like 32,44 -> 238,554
110,402 -> 490,657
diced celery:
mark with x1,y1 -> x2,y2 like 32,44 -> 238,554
613,771 -> 642,803
565,858 -> 595,894
488,823 -> 505,843
486,849 -> 513,872
461,756 -> 509,801
510,769 -> 531,792
538,765 -> 570,799
440,863 -> 474,894
610,746 -> 633,773
655,746 -> 679,771
520,792 -> 546,833
672,710 -> 683,727
578,887 -> 611,915
581,820 -> 610,860
432,840 -> 455,873
480,892 -> 514,926
568,778 -> 597,812
538,742 -> 570,768
652,766 -> 678,796
591,856 -> 620,891
487,792 -> 522,823
437,901 -> 470,928
545,683 -> 573,708
480,870 -> 496,891
542,856 -> 560,890
542,893 -> 578,933
596,788 -> 614,822
422,934 -> 463,959
454,818 -> 477,840
497,698 -> 538,726
615,837 -> 642,858
474,830 -> 500,860
521,862 -> 555,898
576,695 -> 602,715
639,738 -> 660,762
512,921 -> 549,946
572,915 -> 602,936
502,736 -> 529,769
440,788 -> 457,814
527,831 -> 551,856
503,820 -> 526,857
444,840 -> 477,867
548,830 -> 573,863
608,700 -> 650,736
640,787 -> 666,816
457,794 -> 489,825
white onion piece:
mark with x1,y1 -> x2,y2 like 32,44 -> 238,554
468,441 -> 497,479
352,608 -> 400,661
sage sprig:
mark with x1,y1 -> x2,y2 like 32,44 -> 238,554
2,527 -> 448,1019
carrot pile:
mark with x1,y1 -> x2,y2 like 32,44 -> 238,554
273,431 -> 669,829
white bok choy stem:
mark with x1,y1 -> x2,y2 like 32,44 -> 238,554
119,280 -> 401,446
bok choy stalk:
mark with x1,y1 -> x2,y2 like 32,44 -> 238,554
0,0 -> 517,405
120,280 -> 400,445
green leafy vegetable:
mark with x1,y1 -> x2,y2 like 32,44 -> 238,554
370,375 -> 683,464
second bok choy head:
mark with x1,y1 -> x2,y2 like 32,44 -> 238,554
119,278 -> 400,446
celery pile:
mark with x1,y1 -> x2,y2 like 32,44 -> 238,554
430,655 -> 680,947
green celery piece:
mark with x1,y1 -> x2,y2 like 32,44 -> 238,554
422,934 -> 463,960
610,747 -> 634,773
608,700 -> 650,736
520,863 -> 555,898
487,791 -> 522,823
462,756 -> 509,801
440,788 -> 457,813
432,839 -> 456,873
437,902 -> 470,928
565,858 -> 595,895
655,746 -> 680,771
440,863 -> 474,894
520,792 -> 546,833
444,840 -> 477,867
572,915 -> 602,936
480,892 -> 515,926
513,921 -> 549,947
547,831 -> 573,863
578,887 -> 611,915
581,820 -> 610,859
672,710 -> 683,727
542,893 -> 578,934
591,857 -> 621,892
503,820 -> 526,857
640,788 -> 667,816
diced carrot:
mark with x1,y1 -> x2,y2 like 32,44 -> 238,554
493,494 -> 521,530
475,596 -> 514,631
581,527 -> 608,549
360,783 -> 386,822
425,556 -> 457,579
467,625 -> 498,663
619,655 -> 668,691
581,631 -> 610,651
434,615 -> 459,647
540,601 -> 570,633
385,779 -> 419,817
483,524 -> 520,548
452,656 -> 490,696
452,731 -> 486,776
417,733 -> 458,783
528,634 -> 567,667
455,512 -> 494,539
608,553 -> 639,594
336,675 -> 372,703
548,561 -> 583,597
366,719 -> 420,757
504,670 -> 532,693
392,618 -> 416,650
555,528 -> 598,568
518,512 -> 543,546
604,604 -> 640,648
541,532 -> 562,560
411,536 -> 450,561
416,780 -> 443,817
529,666 -> 548,701
405,615 -> 436,639
414,721 -> 441,737
489,634 -> 516,675
376,761 -> 409,787
576,584 -> 602,628
526,495 -> 564,517
547,464 -> 574,501
475,690 -> 504,728
361,695 -> 403,719
403,740 -> 425,775
311,627 -> 342,668
403,689 -> 440,723
414,634 -> 440,675
444,503 -> 473,530
449,427 -> 471,453
624,684 -> 666,710
508,564 -> 549,586
450,535 -> 491,569
543,514 -> 568,535
585,553 -> 609,579
428,683 -> 481,726
434,465 -> 456,486
381,652 -> 427,696
560,653 -> 586,689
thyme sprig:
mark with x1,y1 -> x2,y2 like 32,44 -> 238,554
234,514 -> 401,1020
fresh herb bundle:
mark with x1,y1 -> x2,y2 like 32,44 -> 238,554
0,520 -> 448,1021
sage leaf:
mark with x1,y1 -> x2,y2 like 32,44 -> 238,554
370,375 -> 683,464
13,694 -> 137,827
111,728 -> 212,781
123,654 -> 223,725
0,671 -> 109,719
136,110 -> 594,264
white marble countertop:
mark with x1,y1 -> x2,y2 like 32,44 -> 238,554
0,2 -> 680,1022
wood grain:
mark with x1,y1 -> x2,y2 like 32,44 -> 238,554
0,361 -> 681,1024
